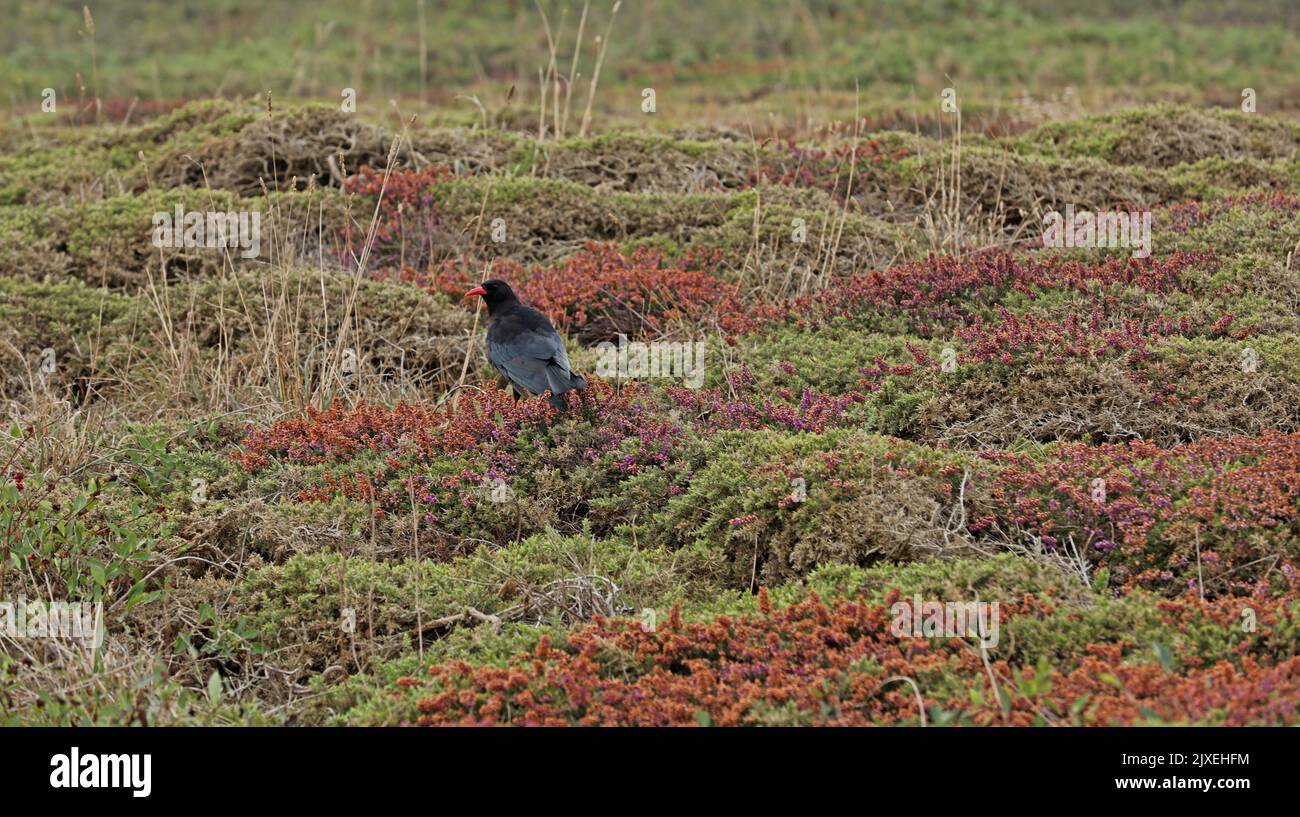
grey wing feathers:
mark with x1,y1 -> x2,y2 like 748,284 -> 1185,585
489,326 -> 582,398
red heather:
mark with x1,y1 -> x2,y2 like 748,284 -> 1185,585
342,164 -> 456,273
395,586 -> 1300,726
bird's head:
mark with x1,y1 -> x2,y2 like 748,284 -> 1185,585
464,279 -> 518,314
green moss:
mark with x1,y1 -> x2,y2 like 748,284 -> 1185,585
899,146 -> 1176,216
66,187 -> 244,260
1156,334 -> 1300,389
1017,104 -> 1300,168
713,325 -> 923,393
686,191 -> 920,275
0,276 -> 132,398
504,131 -> 757,191
0,100 -> 258,206
569,131 -> 728,158
0,272 -> 128,335
232,531 -> 695,675
635,428 -> 973,587
429,175 -> 736,261
1158,206 -> 1300,259
1164,157 -> 1300,199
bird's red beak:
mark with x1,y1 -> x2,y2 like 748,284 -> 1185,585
464,286 -> 487,299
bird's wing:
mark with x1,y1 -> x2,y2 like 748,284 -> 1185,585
493,322 -> 571,366
488,325 -> 571,395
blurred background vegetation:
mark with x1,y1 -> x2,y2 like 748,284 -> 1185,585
5,0 -> 1300,133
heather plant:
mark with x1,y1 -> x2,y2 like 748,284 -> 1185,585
341,164 -> 455,274
426,242 -> 729,343
383,576 -> 1300,726
970,431 -> 1300,596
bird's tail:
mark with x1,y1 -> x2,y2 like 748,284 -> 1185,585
546,366 -> 587,408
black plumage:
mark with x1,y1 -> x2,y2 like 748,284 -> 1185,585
465,279 -> 587,409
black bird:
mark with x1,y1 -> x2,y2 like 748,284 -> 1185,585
465,279 -> 587,409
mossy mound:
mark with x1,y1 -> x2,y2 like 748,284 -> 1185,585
0,99 -> 257,206
0,261 -> 478,405
1163,157 -> 1300,200
517,132 -> 757,192
916,340 -> 1300,449
144,105 -> 420,196
227,532 -> 694,679
894,148 -> 1176,226
411,127 -> 522,174
0,276 -> 131,402
98,267 -> 474,405
1019,104 -> 1300,168
1,187 -> 356,289
621,429 -> 978,589
686,186 -> 922,277
430,175 -> 736,262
